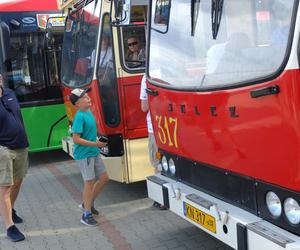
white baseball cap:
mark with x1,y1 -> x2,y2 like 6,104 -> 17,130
69,88 -> 91,105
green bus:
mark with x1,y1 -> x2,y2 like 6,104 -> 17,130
0,0 -> 68,152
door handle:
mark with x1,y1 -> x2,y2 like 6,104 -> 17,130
146,88 -> 158,96
250,85 -> 280,98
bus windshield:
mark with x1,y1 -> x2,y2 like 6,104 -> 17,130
61,1 -> 100,87
148,0 -> 295,89
7,29 -> 63,103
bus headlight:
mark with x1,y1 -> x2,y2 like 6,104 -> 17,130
168,158 -> 176,175
266,191 -> 282,218
161,156 -> 168,172
284,198 -> 300,225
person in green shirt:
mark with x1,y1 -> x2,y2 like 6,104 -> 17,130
70,88 -> 109,227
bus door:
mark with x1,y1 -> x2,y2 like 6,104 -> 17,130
60,0 -> 101,150
100,1 -> 153,183
60,0 -> 154,183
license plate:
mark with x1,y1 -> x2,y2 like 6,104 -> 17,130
183,202 -> 216,233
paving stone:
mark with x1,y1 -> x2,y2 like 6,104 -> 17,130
0,151 -> 230,250
149,246 -> 169,250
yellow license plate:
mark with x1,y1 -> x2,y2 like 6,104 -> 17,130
184,202 -> 216,233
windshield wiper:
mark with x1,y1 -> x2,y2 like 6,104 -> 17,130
211,0 -> 223,39
191,0 -> 201,36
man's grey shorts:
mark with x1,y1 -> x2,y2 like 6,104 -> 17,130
0,146 -> 29,186
76,154 -> 106,181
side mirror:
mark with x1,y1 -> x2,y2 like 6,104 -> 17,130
113,0 -> 130,25
152,0 -> 171,34
0,21 -> 10,64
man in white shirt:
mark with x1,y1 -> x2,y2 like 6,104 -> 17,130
140,74 -> 166,210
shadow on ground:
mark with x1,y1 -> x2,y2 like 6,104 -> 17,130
28,150 -> 148,206
29,149 -> 72,166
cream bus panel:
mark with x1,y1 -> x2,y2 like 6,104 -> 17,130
103,138 -> 155,183
102,155 -> 125,182
62,137 -> 155,183
124,138 -> 156,183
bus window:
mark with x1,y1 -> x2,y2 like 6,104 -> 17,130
97,14 -> 120,127
7,32 -> 62,102
61,0 -> 100,87
148,0 -> 295,89
122,26 -> 146,70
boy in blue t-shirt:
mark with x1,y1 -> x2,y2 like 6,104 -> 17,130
70,88 -> 109,226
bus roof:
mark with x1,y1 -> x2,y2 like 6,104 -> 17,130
0,0 -> 59,12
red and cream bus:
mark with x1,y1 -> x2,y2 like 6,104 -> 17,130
58,0 -> 155,183
146,0 -> 300,249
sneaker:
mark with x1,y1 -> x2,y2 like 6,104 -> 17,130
159,205 -> 167,210
7,225 -> 25,242
152,201 -> 160,208
78,203 -> 99,215
80,213 -> 98,227
12,209 -> 23,224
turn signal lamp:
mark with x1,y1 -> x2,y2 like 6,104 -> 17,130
156,151 -> 162,160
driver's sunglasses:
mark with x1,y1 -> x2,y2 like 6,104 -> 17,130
128,41 -> 138,47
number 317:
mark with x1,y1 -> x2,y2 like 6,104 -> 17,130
155,115 -> 178,148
